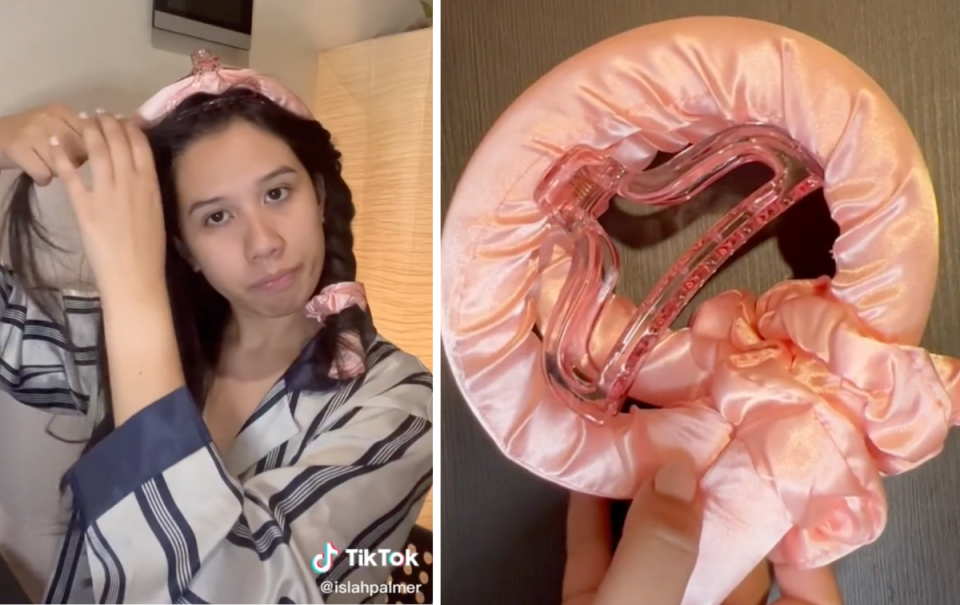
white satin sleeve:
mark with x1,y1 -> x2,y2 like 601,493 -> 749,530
0,264 -> 100,414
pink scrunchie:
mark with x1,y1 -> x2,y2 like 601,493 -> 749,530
678,276 -> 953,569
304,282 -> 369,380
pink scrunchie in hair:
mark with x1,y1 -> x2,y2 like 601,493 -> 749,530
305,282 -> 369,380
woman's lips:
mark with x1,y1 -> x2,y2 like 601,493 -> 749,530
252,267 -> 298,292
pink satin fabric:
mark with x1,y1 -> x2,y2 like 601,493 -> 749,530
440,16 -> 960,605
134,61 -> 313,124
305,281 -> 369,325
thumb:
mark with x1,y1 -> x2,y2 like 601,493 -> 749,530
594,462 -> 703,605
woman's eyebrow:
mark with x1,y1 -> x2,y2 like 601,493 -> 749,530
188,166 -> 298,215
187,196 -> 224,216
258,165 -> 297,183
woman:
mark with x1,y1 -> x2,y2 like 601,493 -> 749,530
0,55 -> 432,604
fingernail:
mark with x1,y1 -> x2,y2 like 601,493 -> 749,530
654,461 -> 698,503
95,108 -> 106,115
78,111 -> 89,119
49,135 -> 59,147
115,113 -> 124,119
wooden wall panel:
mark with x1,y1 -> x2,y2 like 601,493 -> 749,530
313,28 -> 433,530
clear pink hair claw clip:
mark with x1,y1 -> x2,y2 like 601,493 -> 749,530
536,125 -> 824,424
190,48 -> 222,74
441,16 -> 960,605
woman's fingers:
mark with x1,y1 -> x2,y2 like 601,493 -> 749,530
80,111 -> 113,186
30,131 -> 83,184
7,144 -> 52,185
772,564 -> 844,605
53,128 -> 87,170
47,107 -> 87,167
561,470 -> 843,605
593,463 -> 702,605
97,113 -> 134,180
51,104 -> 85,140
49,134 -> 88,208
563,492 -> 613,605
20,112 -> 88,182
124,119 -> 156,180
722,561 -> 773,605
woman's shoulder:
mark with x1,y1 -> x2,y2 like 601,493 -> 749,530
365,336 -> 432,382
302,336 -> 432,422
293,336 -> 431,421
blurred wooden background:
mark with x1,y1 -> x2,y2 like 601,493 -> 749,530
314,28 -> 434,530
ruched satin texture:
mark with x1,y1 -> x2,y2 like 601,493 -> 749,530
441,16 -> 960,605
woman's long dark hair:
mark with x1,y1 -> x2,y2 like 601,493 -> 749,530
2,88 -> 373,460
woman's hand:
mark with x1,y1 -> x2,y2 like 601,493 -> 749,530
563,463 -> 845,605
0,104 -> 86,184
51,110 -> 183,425
49,110 -> 165,299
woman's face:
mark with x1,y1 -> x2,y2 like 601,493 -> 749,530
173,119 -> 326,318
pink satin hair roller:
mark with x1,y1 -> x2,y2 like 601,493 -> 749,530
440,16 -> 960,605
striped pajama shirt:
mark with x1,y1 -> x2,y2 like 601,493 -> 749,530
0,266 -> 433,604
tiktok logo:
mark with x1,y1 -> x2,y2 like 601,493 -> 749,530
311,542 -> 341,573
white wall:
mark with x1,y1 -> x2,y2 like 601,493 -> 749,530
0,1 -> 182,116
0,0 -> 428,116
0,0 -> 426,599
